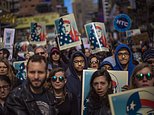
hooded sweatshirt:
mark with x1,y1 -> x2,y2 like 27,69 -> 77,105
114,44 -> 135,83
66,51 -> 88,114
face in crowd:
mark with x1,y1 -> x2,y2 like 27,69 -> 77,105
34,47 -> 48,59
133,66 -> 153,88
51,52 -> 60,62
84,48 -> 91,58
118,48 -> 130,65
102,64 -> 113,70
73,56 -> 85,72
51,70 -> 66,91
90,57 -> 99,69
0,62 -> 8,76
90,69 -> 112,97
0,77 -> 11,101
27,56 -> 47,93
131,63 -> 154,88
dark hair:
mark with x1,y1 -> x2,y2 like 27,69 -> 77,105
27,55 -> 47,71
0,48 -> 10,59
0,75 -> 11,86
48,67 -> 67,92
89,69 -> 113,102
49,67 -> 66,79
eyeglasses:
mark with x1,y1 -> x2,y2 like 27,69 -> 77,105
0,85 -> 10,90
118,52 -> 129,57
135,73 -> 153,81
90,60 -> 99,64
73,60 -> 84,64
51,76 -> 65,82
35,52 -> 45,55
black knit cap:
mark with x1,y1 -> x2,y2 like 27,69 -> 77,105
142,47 -> 154,62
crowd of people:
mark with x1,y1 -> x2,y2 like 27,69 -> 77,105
0,40 -> 153,115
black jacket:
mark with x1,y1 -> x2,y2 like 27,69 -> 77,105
4,82 -> 57,115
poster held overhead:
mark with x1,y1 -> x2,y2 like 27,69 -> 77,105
54,13 -> 81,50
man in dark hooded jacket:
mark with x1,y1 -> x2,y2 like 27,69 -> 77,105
114,44 -> 135,84
66,51 -> 88,115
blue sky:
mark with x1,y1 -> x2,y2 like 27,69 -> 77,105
64,0 -> 73,13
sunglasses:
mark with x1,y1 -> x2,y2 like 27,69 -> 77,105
36,52 -> 45,55
51,76 -> 65,82
135,73 -> 153,81
90,60 -> 99,64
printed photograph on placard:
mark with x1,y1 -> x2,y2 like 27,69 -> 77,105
13,61 -> 27,81
108,70 -> 128,93
15,41 -> 29,53
3,28 -> 15,47
54,13 -> 81,50
84,22 -> 109,54
30,22 -> 46,45
81,69 -> 128,115
109,87 -> 154,115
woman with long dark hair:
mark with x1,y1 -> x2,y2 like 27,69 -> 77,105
85,69 -> 113,115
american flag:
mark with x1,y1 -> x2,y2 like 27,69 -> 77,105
58,18 -> 73,46
126,91 -> 154,114
89,24 -> 101,50
31,23 -> 45,42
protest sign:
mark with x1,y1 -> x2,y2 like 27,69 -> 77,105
84,22 -> 109,54
13,61 -> 27,81
3,28 -> 15,60
30,22 -> 46,46
81,69 -> 128,115
114,14 -> 131,32
54,13 -> 81,50
109,87 -> 154,115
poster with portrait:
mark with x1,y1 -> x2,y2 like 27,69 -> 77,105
109,87 -> 154,115
54,13 -> 81,50
81,69 -> 128,115
13,61 -> 27,81
30,22 -> 46,46
3,28 -> 15,60
0,37 -> 4,48
84,22 -> 109,54
126,29 -> 141,38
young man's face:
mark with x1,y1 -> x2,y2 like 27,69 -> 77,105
27,60 -> 47,93
118,49 -> 130,65
73,56 -> 85,72
51,52 -> 60,62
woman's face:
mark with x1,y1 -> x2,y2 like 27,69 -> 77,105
96,28 -> 102,38
92,76 -> 110,97
51,71 -> 66,90
90,57 -> 99,69
0,62 -> 8,75
134,67 -> 154,88
63,23 -> 71,35
51,52 -> 60,62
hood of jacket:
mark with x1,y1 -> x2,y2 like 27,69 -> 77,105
99,61 -> 114,70
68,51 -> 88,78
114,44 -> 135,79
